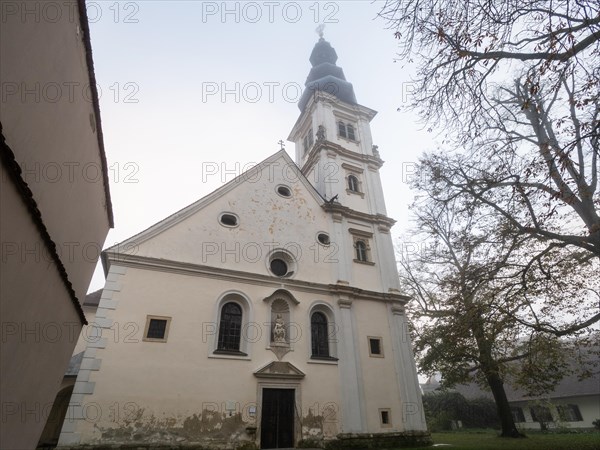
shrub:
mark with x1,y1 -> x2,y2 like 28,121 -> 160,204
422,391 -> 500,430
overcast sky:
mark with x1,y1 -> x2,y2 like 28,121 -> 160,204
87,0 -> 437,292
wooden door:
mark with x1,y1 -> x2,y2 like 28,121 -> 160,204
260,388 -> 294,448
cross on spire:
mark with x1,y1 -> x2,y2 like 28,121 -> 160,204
316,24 -> 325,38
278,140 -> 285,150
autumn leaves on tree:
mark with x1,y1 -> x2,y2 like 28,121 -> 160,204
381,0 -> 599,438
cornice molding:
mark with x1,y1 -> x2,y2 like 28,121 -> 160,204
103,252 -> 410,303
288,92 -> 377,141
322,202 -> 396,231
391,305 -> 406,315
302,140 -> 384,176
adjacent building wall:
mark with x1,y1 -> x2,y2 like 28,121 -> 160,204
0,2 -> 112,448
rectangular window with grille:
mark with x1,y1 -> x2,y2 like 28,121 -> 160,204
143,316 -> 171,342
557,404 -> 583,422
379,409 -> 391,427
368,337 -> 383,357
530,405 -> 553,423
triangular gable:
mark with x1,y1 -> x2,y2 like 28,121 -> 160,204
254,361 -> 305,380
103,150 -> 326,272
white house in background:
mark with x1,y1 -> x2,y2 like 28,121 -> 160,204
57,36 -> 430,449
452,356 -> 600,430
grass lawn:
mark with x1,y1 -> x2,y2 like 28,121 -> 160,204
402,430 -> 600,450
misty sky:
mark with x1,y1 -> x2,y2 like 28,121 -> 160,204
87,1 -> 436,291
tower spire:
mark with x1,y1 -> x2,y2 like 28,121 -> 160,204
298,35 -> 357,111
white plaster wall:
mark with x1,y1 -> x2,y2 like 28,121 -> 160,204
0,164 -> 83,450
65,267 -> 343,444
134,154 -> 337,286
345,222 -> 382,293
353,300 -> 404,432
574,395 -> 600,428
0,0 -> 112,301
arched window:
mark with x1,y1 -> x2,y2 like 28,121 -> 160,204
217,302 -> 242,352
355,240 -> 368,262
311,312 -> 329,358
346,124 -> 356,140
348,174 -> 359,192
338,121 -> 347,138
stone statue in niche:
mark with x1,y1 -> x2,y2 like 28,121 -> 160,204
316,125 -> 326,142
269,298 -> 291,359
273,314 -> 286,343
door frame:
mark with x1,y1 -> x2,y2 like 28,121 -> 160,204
257,381 -> 302,448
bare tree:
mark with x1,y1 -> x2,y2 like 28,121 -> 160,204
379,0 -> 599,259
398,196 -> 597,437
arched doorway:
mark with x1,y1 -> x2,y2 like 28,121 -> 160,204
37,383 -> 74,448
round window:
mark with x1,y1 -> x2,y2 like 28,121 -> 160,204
276,185 -> 292,198
267,250 -> 296,278
270,259 -> 288,277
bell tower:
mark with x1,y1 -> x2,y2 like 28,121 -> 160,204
288,34 -> 398,292
288,36 -> 389,219
288,35 -> 428,438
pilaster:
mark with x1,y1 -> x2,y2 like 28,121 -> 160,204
57,265 -> 126,446
336,298 -> 367,432
388,305 -> 428,432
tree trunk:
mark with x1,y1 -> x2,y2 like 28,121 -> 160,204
469,309 -> 524,438
485,371 -> 524,438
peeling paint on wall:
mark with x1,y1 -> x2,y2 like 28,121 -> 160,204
301,404 -> 338,442
93,408 -> 255,448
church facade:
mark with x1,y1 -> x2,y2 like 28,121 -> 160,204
58,38 -> 430,449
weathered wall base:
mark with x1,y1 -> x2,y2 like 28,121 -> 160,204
58,431 -> 432,450
58,442 -> 257,450
57,446 -> 256,450
324,431 -> 432,449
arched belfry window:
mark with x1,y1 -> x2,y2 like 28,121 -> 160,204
337,121 -> 356,141
311,312 -> 329,358
346,124 -> 356,140
338,121 -> 347,138
348,174 -> 359,192
355,240 -> 368,262
217,302 -> 242,352
349,228 -> 374,265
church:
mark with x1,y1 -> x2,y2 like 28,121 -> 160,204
58,36 -> 430,449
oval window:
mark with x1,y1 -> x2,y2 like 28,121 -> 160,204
219,213 -> 238,227
277,185 -> 292,198
317,233 -> 330,245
